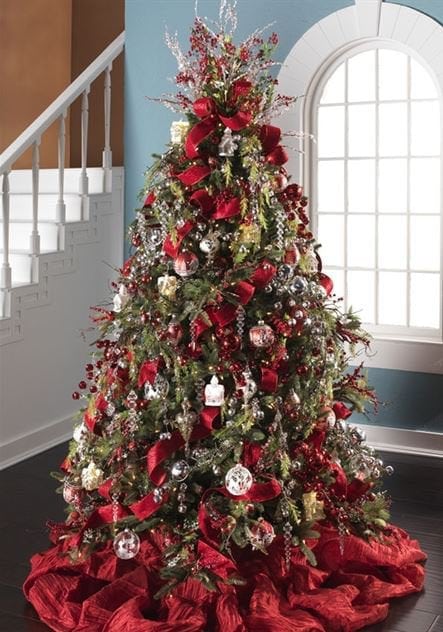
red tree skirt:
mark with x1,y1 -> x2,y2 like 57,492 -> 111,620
24,524 -> 425,632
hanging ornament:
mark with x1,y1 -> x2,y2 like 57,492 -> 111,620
239,369 -> 257,403
286,389 -> 301,407
247,519 -> 275,549
73,422 -> 88,443
303,245 -> 319,274
199,232 -> 220,255
175,400 -> 197,446
277,263 -> 294,282
289,276 -> 308,294
144,374 -> 169,400
274,172 -> 288,192
166,316 -> 183,345
316,406 -> 336,430
249,321 -> 275,348
170,120 -> 190,145
62,480 -> 82,505
81,462 -> 104,491
174,251 -> 199,277
113,284 -> 129,313
218,127 -> 240,156
239,221 -> 261,245
157,274 -> 178,299
204,375 -> 225,406
225,464 -> 253,496
171,460 -> 190,481
302,491 -> 325,522
113,528 -> 141,560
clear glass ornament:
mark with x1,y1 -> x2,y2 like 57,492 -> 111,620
225,464 -> 253,496
247,519 -> 275,549
249,321 -> 275,348
113,529 -> 141,560
63,480 -> 82,504
199,232 -> 220,255
144,374 -> 169,400
204,375 -> 225,406
174,251 -> 199,277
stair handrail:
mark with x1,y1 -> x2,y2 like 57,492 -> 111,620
0,31 -> 125,174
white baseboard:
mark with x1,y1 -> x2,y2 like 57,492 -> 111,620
0,414 -> 74,471
359,424 -> 443,458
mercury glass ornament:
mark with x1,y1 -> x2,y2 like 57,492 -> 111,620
113,529 -> 141,560
199,232 -> 220,255
249,321 -> 275,348
144,374 -> 169,400
289,276 -> 308,294
204,375 -> 225,406
171,460 -> 190,481
277,264 -> 294,281
225,464 -> 253,496
174,251 -> 199,277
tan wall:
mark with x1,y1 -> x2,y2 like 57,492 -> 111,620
0,0 -> 124,170
0,0 -> 72,168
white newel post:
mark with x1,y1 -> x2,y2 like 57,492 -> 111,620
103,64 -> 113,193
79,88 -> 90,214
56,112 -> 67,249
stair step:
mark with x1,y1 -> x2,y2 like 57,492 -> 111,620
0,222 -> 59,251
8,167 -> 106,194
1,193 -> 82,222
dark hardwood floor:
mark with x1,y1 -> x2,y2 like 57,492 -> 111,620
0,444 -> 441,631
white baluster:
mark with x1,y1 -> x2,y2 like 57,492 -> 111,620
31,141 -> 41,260
1,171 -> 12,290
79,88 -> 90,209
56,112 -> 67,249
103,64 -> 113,193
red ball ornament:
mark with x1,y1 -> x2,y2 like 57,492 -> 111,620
85,363 -> 93,372
166,319 -> 184,345
296,365 -> 308,376
78,381 -> 87,390
89,385 -> 98,394
187,342 -> 202,359
274,173 -> 288,192
318,273 -> 334,297
174,251 -> 199,277
248,519 -> 275,549
72,392 -> 80,400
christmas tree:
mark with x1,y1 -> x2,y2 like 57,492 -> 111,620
25,5 -> 425,631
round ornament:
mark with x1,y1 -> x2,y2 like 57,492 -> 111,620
249,321 -> 275,348
63,480 -> 82,505
113,528 -> 141,560
166,317 -> 183,345
247,519 -> 275,549
171,460 -> 190,481
157,274 -> 178,300
174,251 -> 199,277
225,464 -> 253,496
289,276 -> 308,294
199,233 -> 220,255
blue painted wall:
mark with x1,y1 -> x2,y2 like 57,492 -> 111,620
124,0 -> 443,432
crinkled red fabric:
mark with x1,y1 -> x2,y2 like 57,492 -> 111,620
23,524 -> 425,632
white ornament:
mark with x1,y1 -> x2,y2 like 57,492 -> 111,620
170,120 -> 190,145
73,422 -> 88,443
81,462 -> 104,491
225,464 -> 253,496
113,284 -> 129,313
113,529 -> 141,560
218,127 -> 240,157
158,274 -> 178,299
144,374 -> 170,400
204,375 -> 225,406
171,460 -> 190,481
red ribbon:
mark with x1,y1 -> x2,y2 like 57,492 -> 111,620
251,259 -> 277,288
98,478 -> 114,501
130,490 -> 170,520
260,125 -> 288,165
206,303 -> 238,328
197,540 -> 237,579
138,359 -> 160,388
143,191 -> 156,208
177,164 -> 212,186
213,195 -> 241,219
163,219 -> 195,257
333,401 -> 352,420
193,314 -> 211,340
190,189 -> 215,215
234,280 -> 255,305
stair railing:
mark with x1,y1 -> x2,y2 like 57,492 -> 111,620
0,31 -> 124,315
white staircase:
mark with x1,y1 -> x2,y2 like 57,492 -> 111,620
0,34 -> 125,469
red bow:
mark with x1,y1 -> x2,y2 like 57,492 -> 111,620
260,125 -> 288,165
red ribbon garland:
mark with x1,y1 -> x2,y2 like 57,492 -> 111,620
162,220 -> 195,258
251,259 -> 277,288
138,359 -> 160,388
177,164 -> 212,187
260,367 -> 278,393
197,540 -> 237,579
260,124 -> 289,166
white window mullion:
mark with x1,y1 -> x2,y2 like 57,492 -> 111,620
344,59 -> 349,312
375,49 -> 380,326
406,55 -> 412,328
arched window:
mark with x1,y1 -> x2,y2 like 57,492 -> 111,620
277,0 -> 443,373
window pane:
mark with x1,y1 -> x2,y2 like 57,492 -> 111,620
324,268 -> 345,300
348,104 -> 376,157
347,51 -> 375,102
410,215 -> 440,271
411,101 -> 440,156
378,216 -> 407,269
410,273 -> 440,328
378,272 -> 407,325
411,58 -> 438,99
347,271 -> 375,323
410,158 -> 440,214
317,215 -> 344,266
378,49 -> 407,101
378,158 -> 407,213
347,215 -> 375,267
379,103 -> 407,156
348,159 -> 375,213
320,63 -> 345,104
318,161 -> 344,213
318,106 -> 345,157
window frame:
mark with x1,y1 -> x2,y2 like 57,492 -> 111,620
309,39 -> 442,342
276,0 -> 443,374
